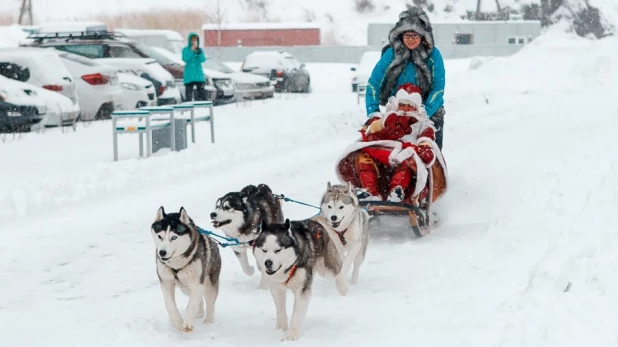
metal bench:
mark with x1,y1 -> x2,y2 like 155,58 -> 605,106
112,110 -> 171,161
179,101 -> 215,143
357,83 -> 367,105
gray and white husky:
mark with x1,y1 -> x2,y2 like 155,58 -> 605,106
210,183 -> 284,288
253,218 -> 343,341
151,206 -> 221,332
319,181 -> 370,294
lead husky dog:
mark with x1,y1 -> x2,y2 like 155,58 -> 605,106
253,218 -> 343,341
319,181 -> 370,294
210,183 -> 284,288
151,206 -> 221,332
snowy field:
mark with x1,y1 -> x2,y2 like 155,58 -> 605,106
1,30 -> 618,347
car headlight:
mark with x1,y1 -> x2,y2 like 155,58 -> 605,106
121,82 -> 141,91
37,106 -> 47,115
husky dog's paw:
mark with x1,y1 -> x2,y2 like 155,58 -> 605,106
282,329 -> 299,341
181,321 -> 194,332
196,308 -> 205,319
276,320 -> 288,331
244,265 -> 255,276
336,277 -> 349,296
203,316 -> 215,324
350,277 -> 359,285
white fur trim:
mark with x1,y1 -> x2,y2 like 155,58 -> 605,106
395,89 -> 422,107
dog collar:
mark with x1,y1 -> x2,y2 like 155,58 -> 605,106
335,231 -> 347,246
284,264 -> 297,284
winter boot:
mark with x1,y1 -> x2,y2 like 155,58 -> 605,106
387,186 -> 405,202
355,153 -> 381,201
388,164 -> 412,202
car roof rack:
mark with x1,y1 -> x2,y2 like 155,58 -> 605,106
27,31 -> 127,43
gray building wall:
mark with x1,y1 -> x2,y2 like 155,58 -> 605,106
205,21 -> 542,64
368,21 -> 542,46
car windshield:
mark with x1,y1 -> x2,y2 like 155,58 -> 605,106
242,54 -> 282,70
202,58 -> 234,73
134,43 -> 178,65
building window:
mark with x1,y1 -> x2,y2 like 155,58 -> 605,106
454,33 -> 473,45
508,37 -> 516,44
518,38 -> 525,44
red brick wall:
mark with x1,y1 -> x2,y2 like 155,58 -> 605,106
204,29 -> 320,47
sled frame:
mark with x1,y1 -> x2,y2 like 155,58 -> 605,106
358,166 -> 435,237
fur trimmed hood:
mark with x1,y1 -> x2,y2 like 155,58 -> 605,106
388,6 -> 435,55
379,6 -> 435,106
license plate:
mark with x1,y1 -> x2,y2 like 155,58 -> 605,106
7,111 -> 21,117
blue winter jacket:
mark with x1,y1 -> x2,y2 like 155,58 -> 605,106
365,46 -> 445,118
182,32 -> 206,84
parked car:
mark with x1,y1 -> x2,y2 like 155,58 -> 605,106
20,31 -> 182,106
0,76 -> 46,132
114,29 -> 184,55
0,48 -> 80,126
116,72 -> 157,109
199,68 -> 236,105
138,45 -> 217,103
240,51 -> 311,93
203,57 -> 273,100
350,51 -> 381,92
51,49 -> 122,120
0,74 -> 77,129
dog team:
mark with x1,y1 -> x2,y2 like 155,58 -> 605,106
150,182 -> 370,341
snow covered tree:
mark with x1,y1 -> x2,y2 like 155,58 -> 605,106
354,0 -> 375,14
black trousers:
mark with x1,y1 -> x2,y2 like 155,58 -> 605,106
185,82 -> 206,101
431,106 -> 445,151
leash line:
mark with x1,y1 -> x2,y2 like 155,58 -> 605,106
196,226 -> 253,248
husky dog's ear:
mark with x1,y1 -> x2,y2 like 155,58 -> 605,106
259,218 -> 268,234
327,181 -> 332,191
179,207 -> 191,225
346,181 -> 352,194
156,206 -> 166,221
284,218 -> 295,239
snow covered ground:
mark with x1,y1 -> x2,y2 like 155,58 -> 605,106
1,30 -> 618,347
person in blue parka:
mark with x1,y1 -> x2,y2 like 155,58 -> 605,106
365,6 -> 446,149
182,32 -> 207,101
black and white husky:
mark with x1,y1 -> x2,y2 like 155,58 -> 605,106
253,218 -> 343,340
319,182 -> 370,294
210,183 -> 284,288
151,206 -> 221,332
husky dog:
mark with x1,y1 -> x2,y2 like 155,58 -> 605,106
151,206 -> 221,332
253,218 -> 343,341
210,183 -> 284,288
319,181 -> 370,294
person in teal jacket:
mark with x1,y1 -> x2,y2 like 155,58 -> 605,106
182,32 -> 207,101
366,6 -> 446,149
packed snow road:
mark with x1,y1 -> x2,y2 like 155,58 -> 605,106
1,33 -> 617,347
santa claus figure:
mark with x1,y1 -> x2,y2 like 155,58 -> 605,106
336,83 -> 445,203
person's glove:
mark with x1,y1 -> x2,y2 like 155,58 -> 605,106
195,48 -> 202,55
417,142 -> 435,165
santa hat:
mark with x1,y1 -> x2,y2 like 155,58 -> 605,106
395,83 -> 423,108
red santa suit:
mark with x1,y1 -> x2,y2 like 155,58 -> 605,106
335,83 -> 446,202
